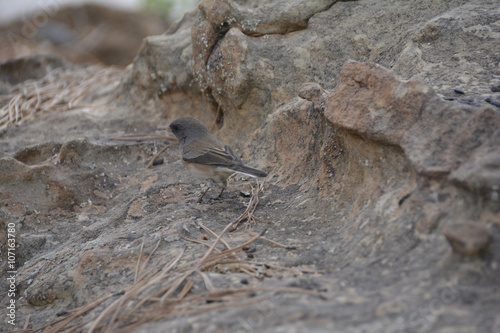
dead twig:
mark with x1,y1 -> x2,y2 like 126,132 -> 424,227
210,104 -> 221,133
197,222 -> 231,250
134,239 -> 145,284
136,237 -> 162,283
20,185 -> 314,333
231,181 -> 269,231
23,314 -> 30,330
108,133 -> 176,141
258,236 -> 295,249
145,142 -> 176,169
182,236 -> 213,248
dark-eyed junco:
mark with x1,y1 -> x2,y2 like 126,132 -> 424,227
168,117 -> 267,202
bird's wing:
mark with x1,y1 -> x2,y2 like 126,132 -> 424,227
183,140 -> 241,167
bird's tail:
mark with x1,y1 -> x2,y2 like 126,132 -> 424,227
231,165 -> 267,178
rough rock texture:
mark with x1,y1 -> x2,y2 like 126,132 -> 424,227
1,0 -> 500,332
123,0 -> 500,144
393,2 -> 500,107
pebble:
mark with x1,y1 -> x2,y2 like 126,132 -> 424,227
490,85 -> 500,93
454,88 -> 465,94
442,222 -> 490,256
152,158 -> 164,166
485,97 -> 500,109
239,191 -> 251,197
164,236 -> 180,243
244,246 -> 257,253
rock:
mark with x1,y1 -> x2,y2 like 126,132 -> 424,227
405,103 -> 500,176
152,158 -> 164,166
120,9 -> 217,128
323,60 -> 500,181
298,82 -> 326,110
442,222 -> 491,256
125,0 -> 472,144
324,61 -> 434,147
484,97 -> 500,109
0,4 -> 170,67
393,2 -> 500,108
123,10 -> 198,96
198,0 -> 336,37
449,125 -> 500,203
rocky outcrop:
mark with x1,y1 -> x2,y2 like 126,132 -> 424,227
0,4 -> 170,67
1,1 -> 499,332
393,2 -> 500,107
122,0 -> 500,143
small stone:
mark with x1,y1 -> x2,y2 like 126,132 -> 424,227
152,158 -> 164,166
298,82 -> 323,101
244,245 -> 257,253
164,236 -> 180,243
485,97 -> 500,109
490,85 -> 500,93
298,82 -> 326,109
442,222 -> 490,256
453,88 -> 465,94
240,191 -> 251,197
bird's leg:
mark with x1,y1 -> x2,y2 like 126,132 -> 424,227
197,187 -> 210,203
216,187 -> 225,200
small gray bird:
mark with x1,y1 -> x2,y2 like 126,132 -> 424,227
168,117 -> 267,202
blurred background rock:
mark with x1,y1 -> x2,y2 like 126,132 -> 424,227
0,0 -> 199,66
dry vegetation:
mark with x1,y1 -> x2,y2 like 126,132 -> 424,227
0,65 -> 121,132
15,186 -> 320,333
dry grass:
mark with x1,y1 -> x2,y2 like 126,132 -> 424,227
15,188 -> 321,333
230,181 -> 273,231
0,65 -> 122,132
